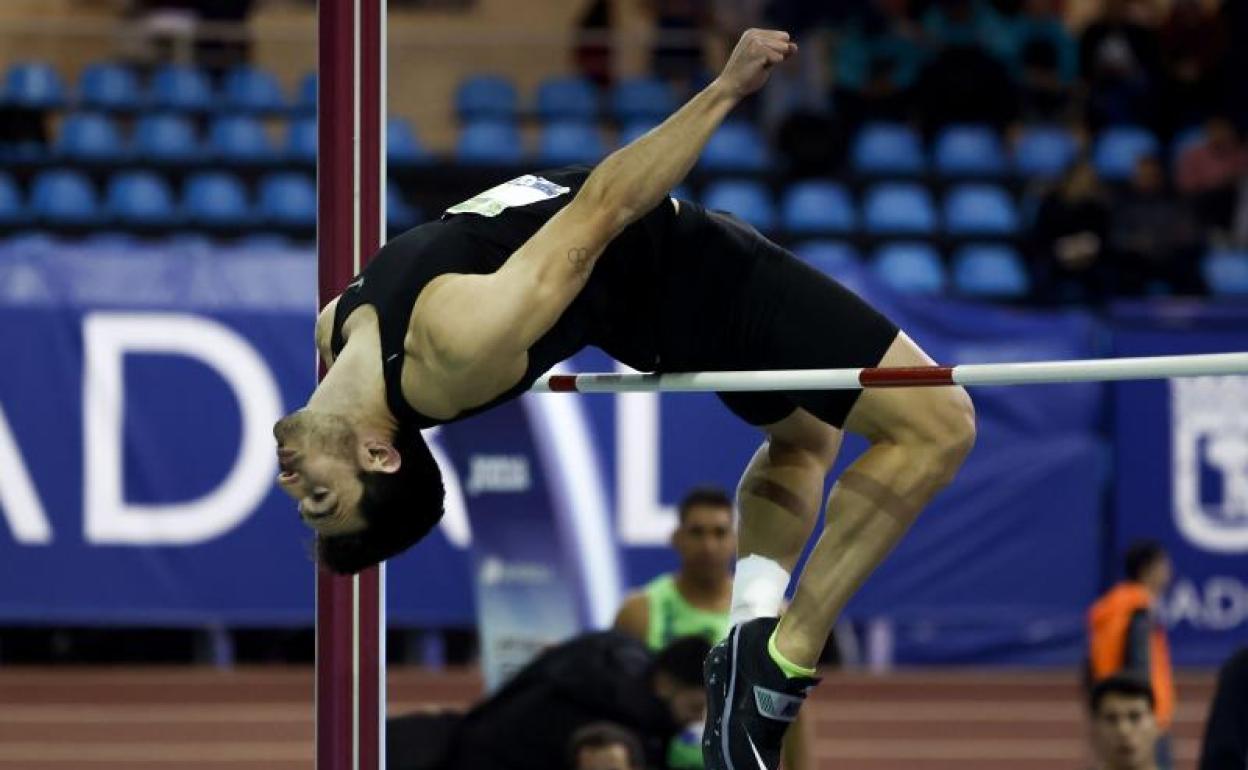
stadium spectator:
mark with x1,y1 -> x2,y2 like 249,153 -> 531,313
1079,0 -> 1165,131
645,0 -> 712,94
1089,674 -> 1162,770
1087,541 -> 1175,770
613,486 -> 814,770
438,633 -> 710,770
568,722 -> 647,770
1007,0 -> 1079,121
833,0 -> 926,125
1107,153 -> 1203,295
1175,116 -> 1248,233
1159,0 -> 1227,133
1031,159 -> 1113,302
1198,646 -> 1248,770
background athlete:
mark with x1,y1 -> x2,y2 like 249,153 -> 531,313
275,27 -> 976,770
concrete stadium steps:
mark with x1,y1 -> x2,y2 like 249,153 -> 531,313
0,667 -> 1216,770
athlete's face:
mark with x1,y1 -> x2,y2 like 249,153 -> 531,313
672,504 -> 736,581
1091,693 -> 1158,770
273,411 -> 367,535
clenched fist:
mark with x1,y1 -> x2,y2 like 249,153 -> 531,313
714,29 -> 797,100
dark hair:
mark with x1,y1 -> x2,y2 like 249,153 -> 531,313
566,722 -> 645,770
1089,674 -> 1155,715
1124,540 -> 1167,582
677,486 -> 733,524
318,429 -> 445,574
650,635 -> 712,688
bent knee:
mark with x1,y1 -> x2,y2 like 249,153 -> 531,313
884,387 -> 976,485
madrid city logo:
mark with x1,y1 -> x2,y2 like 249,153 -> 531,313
1170,376 -> 1248,552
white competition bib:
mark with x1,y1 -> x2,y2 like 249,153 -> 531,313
445,174 -> 572,217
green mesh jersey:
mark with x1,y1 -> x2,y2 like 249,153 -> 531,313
643,573 -> 732,768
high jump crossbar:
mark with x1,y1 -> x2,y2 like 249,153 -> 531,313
531,352 -> 1248,394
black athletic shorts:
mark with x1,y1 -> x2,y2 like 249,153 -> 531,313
648,200 -> 900,429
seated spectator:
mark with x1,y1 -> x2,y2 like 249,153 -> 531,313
1159,0 -> 1227,133
1030,159 -> 1113,302
833,0 -> 927,124
568,723 -> 646,770
1079,0 -> 1165,131
1175,117 -> 1248,232
1108,154 -> 1203,294
436,633 -> 710,770
921,0 -> 998,50
1003,0 -> 1078,121
912,43 -> 1019,134
1089,675 -> 1163,770
646,0 -> 711,95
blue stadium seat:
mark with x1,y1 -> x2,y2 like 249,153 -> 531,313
702,180 -> 775,231
952,244 -> 1030,298
871,242 -> 946,295
1013,125 -> 1078,178
56,113 -> 126,161
150,65 -> 214,112
943,184 -> 1019,236
286,116 -> 317,162
455,75 -> 519,121
933,124 -> 1007,177
863,183 -> 937,235
610,77 -> 675,122
1202,249 -> 1248,296
31,169 -> 100,225
184,172 -> 252,226
259,173 -> 316,226
295,73 -> 317,113
222,66 -> 286,113
852,123 -> 925,176
107,171 -> 178,225
209,116 -> 275,163
77,63 -> 142,111
1093,126 -> 1160,182
0,173 -> 23,224
619,120 -> 658,146
3,62 -> 67,109
388,117 -> 429,164
700,121 -> 768,171
538,121 -> 606,164
535,76 -> 598,121
456,120 -> 525,164
134,114 -> 201,163
793,240 -> 860,276
780,181 -> 856,234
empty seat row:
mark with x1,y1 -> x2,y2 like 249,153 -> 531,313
794,239 -> 1031,298
853,123 -> 1169,181
3,61 -> 315,113
700,180 -> 1023,236
0,169 -> 418,228
10,113 -> 428,165
456,74 -> 677,123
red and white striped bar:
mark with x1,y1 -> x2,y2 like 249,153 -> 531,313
316,1 -> 386,769
533,352 -> 1248,393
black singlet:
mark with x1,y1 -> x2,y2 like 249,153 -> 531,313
330,165 -> 676,430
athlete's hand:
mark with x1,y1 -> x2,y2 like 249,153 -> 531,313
713,28 -> 797,100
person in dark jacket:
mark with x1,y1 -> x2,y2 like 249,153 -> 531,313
426,633 -> 710,770
1198,646 -> 1248,770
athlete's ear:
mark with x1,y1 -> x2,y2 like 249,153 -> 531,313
363,441 -> 401,474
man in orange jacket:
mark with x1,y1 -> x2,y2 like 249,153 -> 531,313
1087,541 -> 1175,770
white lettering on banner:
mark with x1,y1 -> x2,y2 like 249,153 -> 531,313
1170,376 -> 1248,552
83,313 -> 283,544
0,405 -> 52,544
465,455 -> 531,495
616,363 -> 677,545
1162,577 -> 1248,631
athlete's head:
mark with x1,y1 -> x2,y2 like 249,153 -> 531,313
648,635 -> 711,726
672,486 -> 736,582
1089,675 -> 1158,770
274,410 -> 444,573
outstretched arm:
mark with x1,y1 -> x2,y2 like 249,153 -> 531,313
420,29 -> 798,381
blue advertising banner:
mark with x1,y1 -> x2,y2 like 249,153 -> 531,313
1111,302 -> 1248,666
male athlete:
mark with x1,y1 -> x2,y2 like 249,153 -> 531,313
275,28 -> 976,770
